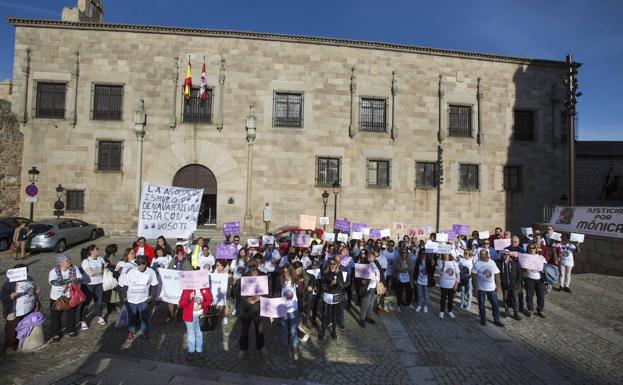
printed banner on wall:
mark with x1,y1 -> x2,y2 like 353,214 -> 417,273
549,206 -> 623,239
138,182 -> 203,239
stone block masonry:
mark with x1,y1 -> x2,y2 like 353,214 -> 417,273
0,109 -> 23,216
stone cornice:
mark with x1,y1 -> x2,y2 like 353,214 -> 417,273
6,17 -> 566,68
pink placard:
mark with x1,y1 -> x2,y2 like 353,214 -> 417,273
178,270 -> 211,290
299,215 -> 317,231
240,275 -> 269,296
354,263 -> 374,279
518,253 -> 544,272
494,238 -> 511,250
259,297 -> 288,318
292,233 -> 310,248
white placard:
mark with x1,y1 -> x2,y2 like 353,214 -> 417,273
138,182 -> 203,239
361,227 -> 371,236
437,243 -> 451,254
436,233 -> 449,243
550,232 -> 562,241
570,233 -> 585,243
337,233 -> 349,243
262,235 -> 275,245
479,231 -> 490,240
351,231 -> 363,240
209,273 -> 229,306
319,217 -> 330,225
521,227 -> 533,236
424,240 -> 438,253
323,233 -> 335,242
380,229 -> 391,238
306,268 -> 321,279
311,244 -> 324,256
247,239 -> 260,248
6,267 -> 27,282
15,281 -> 35,317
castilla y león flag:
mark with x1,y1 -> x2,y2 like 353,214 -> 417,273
200,62 -> 207,103
183,59 -> 192,100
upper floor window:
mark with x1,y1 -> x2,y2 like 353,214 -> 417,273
504,166 -> 521,192
316,157 -> 340,187
35,81 -> 66,119
96,140 -> 123,172
360,98 -> 386,132
183,86 -> 213,124
367,160 -> 391,188
416,161 -> 437,189
513,110 -> 535,141
448,105 -> 472,137
459,164 -> 479,191
273,92 -> 303,127
92,84 -> 124,120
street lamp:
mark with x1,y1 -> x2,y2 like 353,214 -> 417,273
27,166 -> 40,221
321,190 -> 329,231
332,179 -> 340,237
243,104 -> 257,229
54,184 -> 65,219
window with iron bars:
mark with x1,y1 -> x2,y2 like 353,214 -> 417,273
360,98 -> 387,132
35,81 -> 66,119
367,160 -> 391,188
93,84 -> 124,120
96,140 -> 123,172
273,92 -> 303,127
503,166 -> 521,192
416,161 -> 438,189
448,105 -> 472,137
182,86 -> 213,124
316,157 -> 340,187
66,190 -> 85,212
513,110 -> 535,141
459,164 -> 479,191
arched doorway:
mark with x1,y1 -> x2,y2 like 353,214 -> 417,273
173,164 -> 217,225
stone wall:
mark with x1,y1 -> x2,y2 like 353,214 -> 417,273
573,234 -> 623,277
0,109 -> 23,216
576,157 -> 623,206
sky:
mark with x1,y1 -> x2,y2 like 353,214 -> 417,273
1,0 -> 621,141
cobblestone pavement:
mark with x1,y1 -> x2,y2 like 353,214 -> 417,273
1,239 -> 622,385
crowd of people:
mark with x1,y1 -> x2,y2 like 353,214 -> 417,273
2,225 -> 579,362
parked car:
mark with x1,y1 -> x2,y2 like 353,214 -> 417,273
27,218 -> 101,252
0,216 -> 30,251
273,226 -> 325,256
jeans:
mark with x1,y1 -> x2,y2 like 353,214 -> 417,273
50,301 -> 76,336
560,265 -> 573,288
395,281 -> 413,306
524,278 -> 545,312
239,309 -> 264,351
86,283 -> 104,318
417,284 -> 430,307
477,290 -> 501,323
126,301 -> 150,334
321,303 -> 338,337
360,288 -> 376,321
280,310 -> 299,349
460,283 -> 472,309
502,287 -> 520,315
439,288 -> 455,312
185,315 -> 203,353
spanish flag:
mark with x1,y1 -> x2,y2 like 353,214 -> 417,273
183,59 -> 192,100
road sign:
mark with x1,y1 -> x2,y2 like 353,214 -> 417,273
25,183 -> 38,197
25,196 -> 38,203
53,210 -> 64,218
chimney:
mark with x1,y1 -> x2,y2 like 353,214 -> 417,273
61,0 -> 103,23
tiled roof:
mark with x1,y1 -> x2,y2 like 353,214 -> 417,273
576,141 -> 623,157
6,17 -> 566,67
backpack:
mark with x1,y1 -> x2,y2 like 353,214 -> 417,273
543,263 -> 559,284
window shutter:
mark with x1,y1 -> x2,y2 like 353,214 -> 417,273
366,160 -> 370,186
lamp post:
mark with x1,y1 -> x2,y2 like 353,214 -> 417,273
53,184 -> 65,219
26,166 -> 39,221
321,190 -> 329,231
243,104 -> 257,229
133,98 -> 146,209
332,180 -> 340,238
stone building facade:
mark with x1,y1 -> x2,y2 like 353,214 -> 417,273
7,6 -> 571,235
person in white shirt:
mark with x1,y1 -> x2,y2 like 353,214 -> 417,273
278,264 -> 300,360
522,244 -> 547,318
458,250 -> 474,310
359,251 -> 382,328
197,245 -> 215,271
472,249 -> 504,327
49,254 -> 83,341
120,255 -> 159,343
80,244 -> 107,328
559,235 -> 576,293
437,253 -> 459,319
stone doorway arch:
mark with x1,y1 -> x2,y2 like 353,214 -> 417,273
173,164 -> 217,225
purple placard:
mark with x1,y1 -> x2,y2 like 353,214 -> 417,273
369,229 -> 382,239
216,243 -> 238,260
452,224 -> 469,235
354,263 -> 374,279
223,222 -> 240,236
292,233 -> 310,248
240,275 -> 269,296
352,223 -> 367,233
335,219 -> 351,232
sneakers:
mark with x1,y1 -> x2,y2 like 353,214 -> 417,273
438,312 -> 444,319
536,311 -> 546,318
493,320 -> 505,328
97,317 -> 107,326
448,311 -> 455,319
223,316 -> 229,325
563,287 -> 572,293
423,306 -> 428,314
293,350 -> 300,361
300,333 -> 310,343
80,321 -> 89,331
408,304 -> 415,309
52,335 -> 61,343
122,333 -> 135,349
524,310 -> 532,318
415,305 -> 422,312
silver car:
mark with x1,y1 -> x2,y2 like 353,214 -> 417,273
28,219 -> 99,252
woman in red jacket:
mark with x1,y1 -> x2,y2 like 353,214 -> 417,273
178,288 -> 212,361
133,237 -> 155,266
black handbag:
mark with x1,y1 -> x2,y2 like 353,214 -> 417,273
199,306 -> 221,331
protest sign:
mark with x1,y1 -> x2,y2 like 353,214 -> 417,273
380,229 -> 391,238
247,238 -> 260,248
550,232 -> 562,241
318,217 -> 330,226
262,235 -> 275,245
15,281 -> 35,317
518,253 -> 544,271
452,224 -> 469,235
521,227 -> 534,236
323,232 -> 335,242
354,263 -> 375,279
570,233 -> 585,243
393,222 -> 403,230
216,243 -> 238,260
478,231 -> 490,239
159,268 -> 183,304
436,233 -> 449,243
223,222 -> 240,236
423,226 -> 433,234
549,206 -> 623,239
337,233 -> 349,243
311,244 -> 324,256
299,215 -> 317,230
6,267 -> 27,282
494,238 -> 511,250
260,297 -> 288,318
138,182 -> 203,239
292,233 -> 310,247
369,229 -> 382,239
351,231 -> 363,240
437,243 -> 451,254
178,269 -> 211,290
424,241 -> 438,253
241,275 -> 269,296
306,268 -> 321,279
209,273 -> 228,306
352,223 -> 367,232
361,227 -> 371,236
335,219 -> 351,232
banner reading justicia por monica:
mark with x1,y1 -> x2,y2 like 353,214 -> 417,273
549,206 -> 623,239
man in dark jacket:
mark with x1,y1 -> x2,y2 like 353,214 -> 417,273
496,250 -> 522,320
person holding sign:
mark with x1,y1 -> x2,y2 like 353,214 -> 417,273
81,244 -> 107,327
275,264 -> 301,360
414,249 -> 435,313
178,287 -> 212,361
357,251 -> 382,328
393,248 -> 414,309
2,264 -> 39,352
319,257 -> 345,340
49,254 -> 83,342
472,249 -> 504,327
437,253 -> 459,320
120,255 -> 159,344
522,245 -> 547,318
164,246 -> 193,323
236,256 -> 270,358
559,234 -> 577,293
